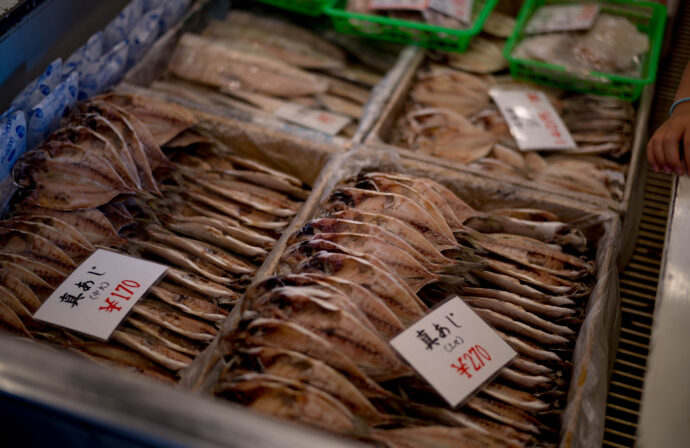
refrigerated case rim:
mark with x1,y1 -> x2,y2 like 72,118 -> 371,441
0,331 -> 367,448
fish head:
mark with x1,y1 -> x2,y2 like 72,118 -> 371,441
291,222 -> 316,243
324,189 -> 356,211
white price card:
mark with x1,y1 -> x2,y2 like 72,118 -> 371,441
429,0 -> 473,25
33,249 -> 167,341
489,88 -> 577,152
369,0 -> 430,11
525,3 -> 600,34
274,103 -> 351,136
390,296 -> 516,407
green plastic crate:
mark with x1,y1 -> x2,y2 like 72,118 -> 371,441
504,0 -> 667,101
324,0 -> 498,53
251,0 -> 333,16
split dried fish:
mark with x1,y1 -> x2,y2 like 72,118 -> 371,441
169,34 -> 329,98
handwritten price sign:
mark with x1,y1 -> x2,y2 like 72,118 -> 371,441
34,249 -> 167,340
391,296 -> 516,407
489,88 -> 576,152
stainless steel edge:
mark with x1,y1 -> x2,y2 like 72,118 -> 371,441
352,46 -> 424,144
636,175 -> 690,448
618,83 -> 655,267
0,335 -> 366,448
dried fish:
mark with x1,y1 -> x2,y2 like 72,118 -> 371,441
216,374 -> 356,433
149,283 -> 228,322
169,34 -> 329,98
132,300 -> 217,342
112,328 -> 193,371
231,346 -> 386,423
295,251 -> 426,325
0,228 -> 75,272
250,288 -> 411,381
229,317 -> 387,398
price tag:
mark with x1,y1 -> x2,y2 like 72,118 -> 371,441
33,249 -> 167,341
525,3 -> 600,34
274,104 -> 351,136
369,0 -> 430,11
429,0 -> 473,24
390,296 -> 516,407
489,88 -> 576,152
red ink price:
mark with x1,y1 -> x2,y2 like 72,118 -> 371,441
99,279 -> 140,313
450,345 -> 492,379
538,111 -> 562,139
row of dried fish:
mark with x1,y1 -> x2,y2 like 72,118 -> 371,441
389,54 -> 633,201
216,171 -> 596,446
368,7 -> 635,202
157,10 -> 397,138
0,92 -> 309,383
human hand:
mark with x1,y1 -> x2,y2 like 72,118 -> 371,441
647,102 -> 690,175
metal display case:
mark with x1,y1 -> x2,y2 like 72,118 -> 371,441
0,1 -> 633,447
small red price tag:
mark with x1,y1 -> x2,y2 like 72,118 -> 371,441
489,88 -> 577,152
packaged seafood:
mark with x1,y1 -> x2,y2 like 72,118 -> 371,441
187,148 -> 620,448
513,14 -> 650,78
503,0 -> 666,101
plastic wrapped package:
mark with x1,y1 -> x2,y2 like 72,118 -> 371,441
27,71 -> 79,148
11,59 -> 63,117
160,0 -> 192,32
513,14 -> 650,78
103,0 -> 145,51
179,147 -> 621,448
126,8 -> 163,70
63,32 -> 104,80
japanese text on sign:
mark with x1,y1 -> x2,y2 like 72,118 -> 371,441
525,3 -> 600,34
33,249 -> 167,341
489,88 -> 576,152
273,103 -> 351,136
390,296 -> 516,407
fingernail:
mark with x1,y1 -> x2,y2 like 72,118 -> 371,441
664,166 -> 672,174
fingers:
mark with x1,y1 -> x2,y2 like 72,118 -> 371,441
647,138 -> 660,172
683,136 -> 690,175
662,127 -> 685,175
651,132 -> 667,172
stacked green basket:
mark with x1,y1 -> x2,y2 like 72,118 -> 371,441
324,0 -> 499,53
504,0 -> 667,101
250,0 -> 334,16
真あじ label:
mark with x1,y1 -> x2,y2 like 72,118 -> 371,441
33,249 -> 168,341
390,296 -> 516,407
